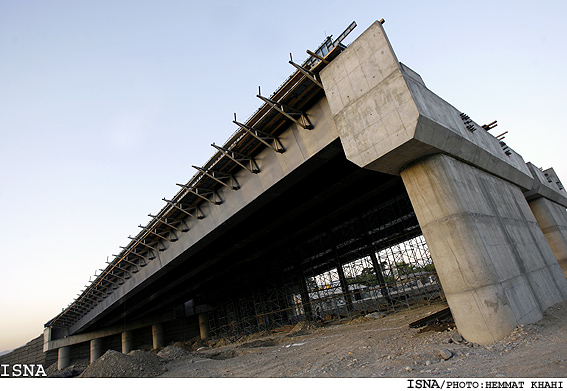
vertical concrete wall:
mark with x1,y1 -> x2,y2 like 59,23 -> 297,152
401,154 -> 567,344
528,197 -> 567,277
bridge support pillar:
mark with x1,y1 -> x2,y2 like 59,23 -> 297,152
57,346 -> 70,370
152,323 -> 164,349
121,330 -> 133,354
336,264 -> 354,314
369,250 -> 392,304
299,274 -> 313,320
401,153 -> 567,345
528,197 -> 567,278
198,313 -> 210,340
90,338 -> 102,363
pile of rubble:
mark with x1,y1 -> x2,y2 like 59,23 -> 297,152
79,349 -> 167,378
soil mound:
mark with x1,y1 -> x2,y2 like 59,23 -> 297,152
79,349 -> 166,378
289,320 -> 321,335
345,316 -> 373,325
157,345 -> 192,361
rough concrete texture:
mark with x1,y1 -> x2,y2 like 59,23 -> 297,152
320,20 -> 533,191
57,346 -> 70,370
525,162 -> 567,207
320,20 -> 421,175
528,196 -> 567,277
401,154 -> 567,344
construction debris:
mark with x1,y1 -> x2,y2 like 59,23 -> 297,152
409,307 -> 452,329
79,350 -> 166,378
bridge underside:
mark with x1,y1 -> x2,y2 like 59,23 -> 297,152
81,140 -> 439,337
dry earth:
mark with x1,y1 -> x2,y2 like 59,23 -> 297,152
47,301 -> 567,378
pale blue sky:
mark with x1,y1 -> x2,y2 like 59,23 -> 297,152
1,0 -> 566,352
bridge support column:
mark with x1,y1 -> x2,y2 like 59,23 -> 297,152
90,338 -> 102,363
369,250 -> 392,304
528,197 -> 567,278
121,330 -> 133,354
401,153 -> 567,345
336,264 -> 354,314
298,274 -> 313,320
198,313 -> 210,340
57,346 -> 70,370
152,323 -> 164,349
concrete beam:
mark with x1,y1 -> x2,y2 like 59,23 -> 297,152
44,312 -> 175,352
401,153 -> 567,344
524,163 -> 567,207
320,20 -> 534,191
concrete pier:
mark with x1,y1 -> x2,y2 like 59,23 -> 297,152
401,154 -> 567,344
57,346 -> 70,370
528,197 -> 567,277
121,330 -> 133,354
198,313 -> 210,340
152,323 -> 164,349
90,338 -> 102,363
320,19 -> 567,344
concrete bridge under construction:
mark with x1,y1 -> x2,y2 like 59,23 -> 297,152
42,20 -> 567,370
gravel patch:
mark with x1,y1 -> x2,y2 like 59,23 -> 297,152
79,349 -> 166,378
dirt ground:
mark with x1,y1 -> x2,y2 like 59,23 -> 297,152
49,301 -> 567,378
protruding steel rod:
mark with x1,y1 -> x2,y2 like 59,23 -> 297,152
139,224 -> 176,242
163,198 -> 204,219
212,143 -> 260,173
176,184 -> 222,205
110,256 -> 140,271
495,131 -> 508,140
257,91 -> 313,130
149,214 -> 186,232
233,114 -> 285,153
193,165 -> 240,190
306,49 -> 329,64
289,54 -> 324,88
128,236 -> 161,252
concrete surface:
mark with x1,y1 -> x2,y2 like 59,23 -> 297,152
401,154 -> 567,344
320,20 -> 533,191
528,197 -> 567,277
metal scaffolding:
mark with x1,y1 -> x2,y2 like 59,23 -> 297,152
208,194 -> 444,339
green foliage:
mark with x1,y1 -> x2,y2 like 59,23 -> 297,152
346,262 -> 436,287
